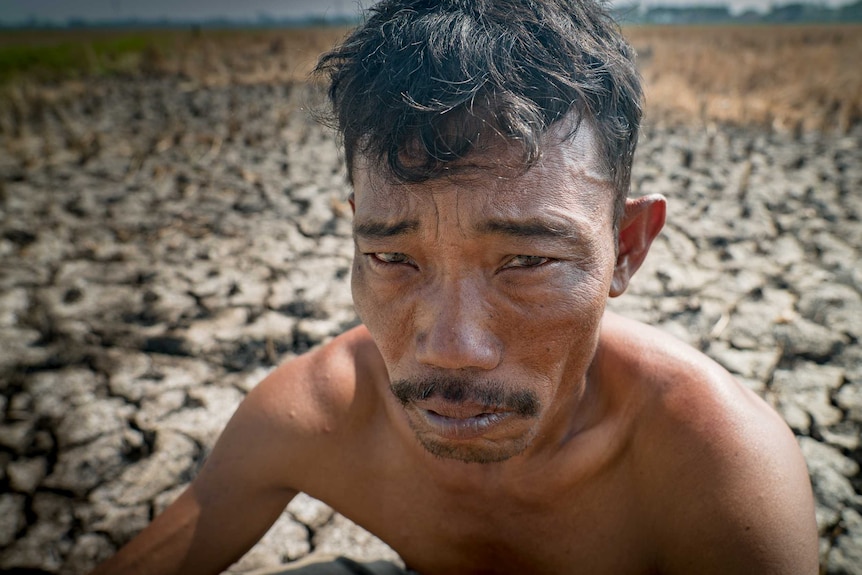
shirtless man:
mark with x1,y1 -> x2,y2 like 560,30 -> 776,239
92,0 -> 819,573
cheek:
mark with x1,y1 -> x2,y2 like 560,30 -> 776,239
351,257 -> 413,361
350,258 -> 365,314
351,257 -> 381,326
497,268 -> 609,368
519,289 -> 605,345
505,256 -> 610,315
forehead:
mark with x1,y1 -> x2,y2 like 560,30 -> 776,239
352,121 -> 614,225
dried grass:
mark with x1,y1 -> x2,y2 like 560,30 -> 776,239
627,25 -> 862,133
1,24 -> 860,136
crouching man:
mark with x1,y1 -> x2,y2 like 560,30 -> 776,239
93,0 -> 819,573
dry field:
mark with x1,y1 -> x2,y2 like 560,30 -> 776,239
1,23 -> 861,575
627,25 -> 862,133
1,24 -> 861,139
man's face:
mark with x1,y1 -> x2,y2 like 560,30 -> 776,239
351,124 -> 619,464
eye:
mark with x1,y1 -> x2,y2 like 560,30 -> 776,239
503,255 -> 551,269
371,252 -> 413,265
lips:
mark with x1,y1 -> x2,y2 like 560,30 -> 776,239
412,398 -> 514,440
419,398 -> 505,420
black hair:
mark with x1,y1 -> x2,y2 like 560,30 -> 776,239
315,0 -> 642,224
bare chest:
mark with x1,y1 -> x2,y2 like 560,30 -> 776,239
320,465 -> 653,575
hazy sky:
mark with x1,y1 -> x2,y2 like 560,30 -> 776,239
0,0 -> 853,23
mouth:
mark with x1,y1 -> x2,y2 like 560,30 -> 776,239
413,399 -> 514,440
391,377 -> 540,450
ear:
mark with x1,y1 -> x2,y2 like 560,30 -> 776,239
609,194 -> 666,297
348,192 -> 356,214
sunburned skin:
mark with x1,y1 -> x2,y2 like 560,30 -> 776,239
90,123 -> 820,575
349,122 -> 625,465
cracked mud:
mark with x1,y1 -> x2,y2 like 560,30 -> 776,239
1,79 -> 860,573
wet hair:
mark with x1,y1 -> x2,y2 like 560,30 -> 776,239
314,0 -> 642,224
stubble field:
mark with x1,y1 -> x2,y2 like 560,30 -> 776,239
1,24 -> 861,574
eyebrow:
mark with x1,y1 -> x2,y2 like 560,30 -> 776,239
476,217 -> 580,242
353,219 -> 420,239
353,216 -> 581,244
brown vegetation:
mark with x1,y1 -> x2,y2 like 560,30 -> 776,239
627,25 -> 862,133
0,24 -> 860,137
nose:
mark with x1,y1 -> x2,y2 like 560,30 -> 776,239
414,278 -> 502,371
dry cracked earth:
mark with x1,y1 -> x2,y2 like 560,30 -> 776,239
0,79 -> 860,574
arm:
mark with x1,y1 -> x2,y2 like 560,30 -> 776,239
90,482 -> 295,575
90,342 -> 349,575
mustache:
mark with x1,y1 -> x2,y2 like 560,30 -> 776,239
390,376 -> 540,417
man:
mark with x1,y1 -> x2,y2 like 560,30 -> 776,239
92,0 -> 819,573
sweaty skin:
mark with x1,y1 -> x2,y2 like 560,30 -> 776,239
91,128 -> 819,575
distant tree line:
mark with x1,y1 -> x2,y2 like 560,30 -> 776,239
0,12 -> 361,30
614,0 -> 862,24
2,1 -> 861,29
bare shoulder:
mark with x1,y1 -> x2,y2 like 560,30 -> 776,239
599,312 -> 819,574
217,325 -> 387,489
250,325 -> 384,429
